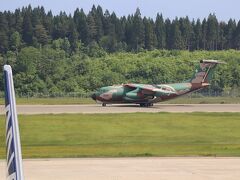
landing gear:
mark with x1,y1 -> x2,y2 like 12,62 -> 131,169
139,103 -> 153,107
140,103 -> 145,107
102,103 -> 106,107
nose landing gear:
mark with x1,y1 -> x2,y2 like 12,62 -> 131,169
91,93 -> 97,101
102,103 -> 106,107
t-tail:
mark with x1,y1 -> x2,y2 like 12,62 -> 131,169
189,60 -> 225,85
4,65 -> 24,180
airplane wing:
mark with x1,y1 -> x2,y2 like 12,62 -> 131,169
123,83 -> 177,95
4,65 -> 24,180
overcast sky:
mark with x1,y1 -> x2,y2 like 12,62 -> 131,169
1,0 -> 239,21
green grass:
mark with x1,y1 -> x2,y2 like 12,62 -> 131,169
0,97 -> 94,105
1,113 -> 240,158
166,96 -> 240,104
0,96 -> 239,105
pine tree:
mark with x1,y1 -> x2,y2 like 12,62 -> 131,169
6,11 -> 16,35
32,7 -> 42,27
52,12 -> 69,39
155,13 -> 166,49
165,18 -> 172,49
225,19 -> 236,49
0,12 -> 9,52
143,17 -> 156,50
193,19 -> 202,50
95,5 -> 104,42
170,19 -> 184,49
179,16 -> 192,50
206,14 -> 218,50
0,12 -> 9,32
124,15 -> 133,49
103,10 -> 111,35
14,9 -> 23,33
68,20 -> 78,51
132,8 -> 144,51
201,18 -> 207,50
112,12 -> 124,42
218,22 -> 226,50
234,21 -> 240,49
22,11 -> 33,44
34,24 -> 49,45
87,12 -> 97,43
43,11 -> 53,36
73,8 -> 88,44
103,10 -> 116,38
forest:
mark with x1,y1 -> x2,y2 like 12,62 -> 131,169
0,5 -> 240,97
0,47 -> 240,97
1,5 -> 240,53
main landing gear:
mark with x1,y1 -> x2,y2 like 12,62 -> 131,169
139,103 -> 153,107
102,103 -> 106,107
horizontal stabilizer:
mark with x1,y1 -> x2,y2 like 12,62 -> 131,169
200,59 -> 226,64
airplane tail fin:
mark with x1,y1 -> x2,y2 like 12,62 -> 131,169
189,60 -> 225,84
4,65 -> 24,180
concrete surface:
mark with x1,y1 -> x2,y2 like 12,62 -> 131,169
1,158 -> 240,180
0,104 -> 240,114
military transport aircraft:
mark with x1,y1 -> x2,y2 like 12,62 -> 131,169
91,60 -> 225,107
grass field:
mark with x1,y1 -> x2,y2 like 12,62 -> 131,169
0,96 -> 239,105
1,112 -> 240,158
0,97 -> 94,105
167,96 -> 240,104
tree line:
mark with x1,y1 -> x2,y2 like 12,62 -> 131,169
1,5 -> 240,54
0,47 -> 239,96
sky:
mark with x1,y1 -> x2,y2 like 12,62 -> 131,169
0,0 -> 239,21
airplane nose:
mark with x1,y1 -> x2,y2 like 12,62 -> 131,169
91,93 -> 97,101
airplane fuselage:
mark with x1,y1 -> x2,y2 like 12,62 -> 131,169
92,82 -> 209,106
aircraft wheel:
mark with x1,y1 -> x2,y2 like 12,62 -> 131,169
139,103 -> 145,107
145,103 -> 153,107
146,103 -> 151,107
140,103 -> 153,107
102,103 -> 106,107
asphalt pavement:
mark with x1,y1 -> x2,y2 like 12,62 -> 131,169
1,158 -> 240,180
0,104 -> 240,114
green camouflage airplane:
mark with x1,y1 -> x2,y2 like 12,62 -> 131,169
91,60 -> 225,107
